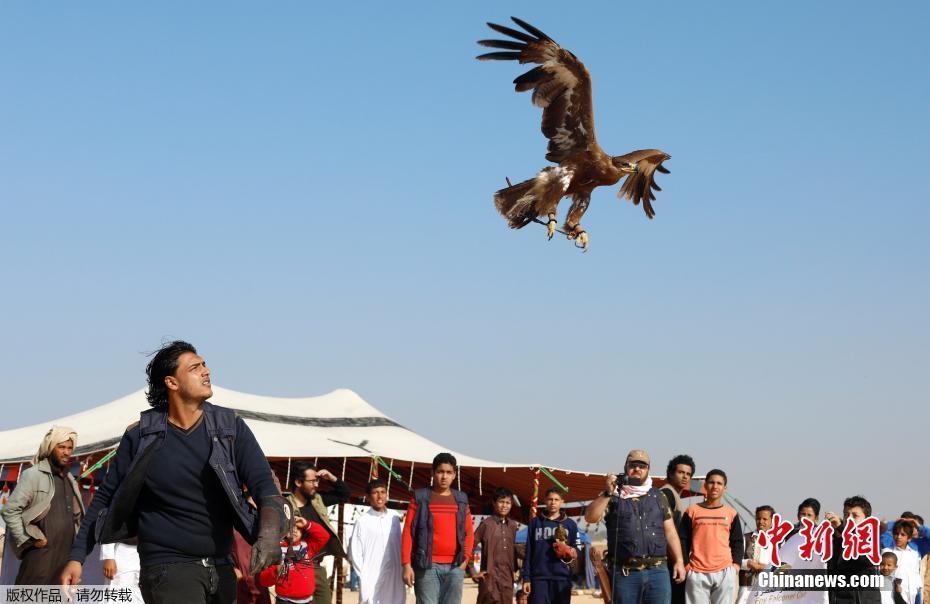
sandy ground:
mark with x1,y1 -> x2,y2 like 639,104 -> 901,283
337,583 -> 605,603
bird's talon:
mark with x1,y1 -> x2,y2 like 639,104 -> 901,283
547,219 -> 556,240
575,231 -> 589,251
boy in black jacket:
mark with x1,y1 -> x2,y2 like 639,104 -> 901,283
522,487 -> 580,604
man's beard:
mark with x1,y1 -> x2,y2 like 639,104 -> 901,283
50,455 -> 69,471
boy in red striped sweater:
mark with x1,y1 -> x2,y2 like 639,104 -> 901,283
402,452 -> 475,604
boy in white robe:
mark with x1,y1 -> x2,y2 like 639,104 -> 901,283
884,523 -> 922,604
348,479 -> 405,604
101,539 -> 144,601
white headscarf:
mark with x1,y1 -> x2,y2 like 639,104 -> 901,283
619,476 -> 654,500
32,425 -> 78,466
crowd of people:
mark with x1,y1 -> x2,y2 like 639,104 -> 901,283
0,340 -> 927,604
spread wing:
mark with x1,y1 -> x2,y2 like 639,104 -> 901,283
613,149 -> 671,219
477,17 -> 597,163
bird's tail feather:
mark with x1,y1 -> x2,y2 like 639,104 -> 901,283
493,167 -> 571,229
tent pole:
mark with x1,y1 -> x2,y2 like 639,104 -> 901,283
531,467 -> 540,520
336,502 -> 345,604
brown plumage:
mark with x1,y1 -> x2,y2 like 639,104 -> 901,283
478,17 -> 670,248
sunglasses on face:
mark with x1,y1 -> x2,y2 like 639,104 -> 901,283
628,461 -> 649,469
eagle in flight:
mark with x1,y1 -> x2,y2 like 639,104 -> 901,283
478,17 -> 671,250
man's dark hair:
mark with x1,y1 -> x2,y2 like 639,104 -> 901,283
291,461 -> 317,489
666,454 -> 696,479
145,340 -> 197,410
705,468 -> 727,485
366,479 -> 387,494
432,452 -> 457,472
544,486 -> 563,498
893,522 -> 914,538
798,498 -> 821,516
844,495 -> 872,518
882,551 -> 898,563
756,505 -> 775,516
913,514 -> 924,525
492,487 -> 514,502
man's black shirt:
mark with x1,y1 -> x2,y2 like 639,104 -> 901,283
136,416 -> 235,565
297,480 -> 350,559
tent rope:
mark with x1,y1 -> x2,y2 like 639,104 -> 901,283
285,457 -> 292,491
479,467 -> 483,496
341,457 -> 347,481
80,449 -> 118,479
408,461 -> 415,488
539,466 -> 569,493
386,458 -> 394,498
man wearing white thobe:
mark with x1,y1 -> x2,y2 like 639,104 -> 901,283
348,480 -> 405,604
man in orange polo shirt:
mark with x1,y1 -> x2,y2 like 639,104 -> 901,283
679,469 -> 743,604
402,452 -> 475,604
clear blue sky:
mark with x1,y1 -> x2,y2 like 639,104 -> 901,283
2,2 -> 928,520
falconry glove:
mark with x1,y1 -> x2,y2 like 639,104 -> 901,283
250,497 -> 291,575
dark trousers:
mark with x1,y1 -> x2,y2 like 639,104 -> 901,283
313,564 -> 332,604
140,560 -> 237,604
528,579 -> 572,604
670,571 -> 686,604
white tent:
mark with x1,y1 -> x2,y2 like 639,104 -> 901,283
0,386 -> 511,466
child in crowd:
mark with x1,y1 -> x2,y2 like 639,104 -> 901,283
883,523 -> 921,604
880,552 -> 908,604
469,487 -> 520,604
260,516 -> 330,604
737,505 -> 775,604
469,487 -> 519,604
522,487 -> 580,604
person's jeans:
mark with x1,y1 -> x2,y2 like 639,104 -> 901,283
613,564 -> 672,604
414,563 -> 465,604
139,560 -> 237,604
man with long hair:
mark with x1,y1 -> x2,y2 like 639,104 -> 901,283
61,340 -> 287,604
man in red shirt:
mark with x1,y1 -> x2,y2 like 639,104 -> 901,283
402,452 -> 475,604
